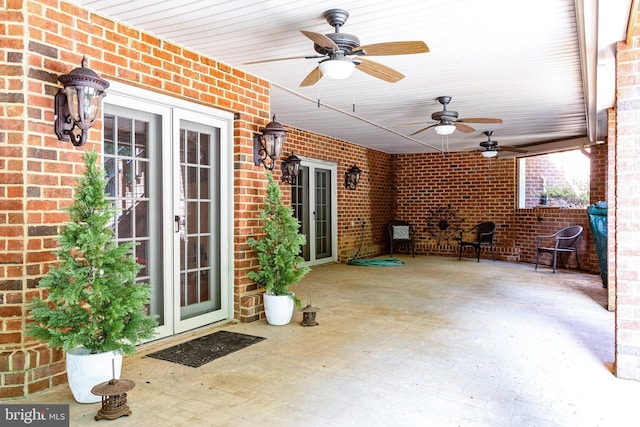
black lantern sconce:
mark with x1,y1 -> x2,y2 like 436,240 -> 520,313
344,165 -> 362,190
281,151 -> 301,185
253,116 -> 289,170
54,57 -> 110,147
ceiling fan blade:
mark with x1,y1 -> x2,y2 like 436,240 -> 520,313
299,66 -> 323,87
499,146 -> 528,153
300,30 -> 340,51
353,41 -> 429,56
455,123 -> 475,133
356,58 -> 405,83
244,55 -> 314,65
410,124 -> 436,136
392,121 -> 431,128
459,118 -> 503,124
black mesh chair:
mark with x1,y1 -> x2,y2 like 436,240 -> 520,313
458,222 -> 497,262
535,225 -> 583,273
387,220 -> 416,257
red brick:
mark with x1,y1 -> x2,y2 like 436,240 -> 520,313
0,385 -> 25,398
27,378 -> 51,394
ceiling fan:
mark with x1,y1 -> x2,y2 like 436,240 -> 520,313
478,131 -> 527,158
244,9 -> 429,87
410,96 -> 503,136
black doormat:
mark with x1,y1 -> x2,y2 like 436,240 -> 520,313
146,330 -> 266,368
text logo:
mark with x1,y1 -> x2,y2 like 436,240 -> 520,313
0,405 -> 69,427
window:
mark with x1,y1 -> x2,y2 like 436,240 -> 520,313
518,150 -> 590,209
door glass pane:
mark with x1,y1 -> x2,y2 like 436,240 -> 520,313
104,108 -> 164,327
178,121 -> 220,320
315,168 -> 332,259
292,166 -> 310,262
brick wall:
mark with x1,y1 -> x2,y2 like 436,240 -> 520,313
607,109 -> 616,311
614,0 -> 640,380
0,0 -> 393,396
236,128 -> 393,322
392,152 -> 517,258
590,142 -> 608,204
513,208 -> 594,270
0,0 -> 632,398
392,150 -> 603,271
514,143 -> 607,274
281,128 -> 394,262
0,0 -> 270,398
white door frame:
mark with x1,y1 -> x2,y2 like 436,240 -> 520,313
296,157 -> 338,267
104,82 -> 234,340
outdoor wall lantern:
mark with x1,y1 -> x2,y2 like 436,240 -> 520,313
253,116 -> 289,170
54,56 -> 110,147
281,151 -> 301,185
344,164 -> 362,190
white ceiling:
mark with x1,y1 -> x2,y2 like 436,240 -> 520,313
71,0 -> 631,157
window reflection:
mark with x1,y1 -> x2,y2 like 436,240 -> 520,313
178,126 -> 215,312
104,113 -> 152,280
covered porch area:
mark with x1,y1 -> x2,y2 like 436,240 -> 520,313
15,257 -> 640,426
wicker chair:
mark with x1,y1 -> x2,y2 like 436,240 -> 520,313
387,220 -> 416,257
458,222 -> 497,262
535,225 -> 583,273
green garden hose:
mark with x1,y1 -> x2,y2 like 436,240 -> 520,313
347,222 -> 405,266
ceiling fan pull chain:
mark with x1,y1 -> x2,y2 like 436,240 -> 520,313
351,81 -> 356,113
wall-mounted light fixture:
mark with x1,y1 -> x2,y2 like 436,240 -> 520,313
344,164 -> 362,190
281,151 -> 301,185
253,116 -> 288,170
54,57 -> 110,147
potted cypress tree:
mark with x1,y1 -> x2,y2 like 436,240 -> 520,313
247,171 -> 310,325
26,150 -> 157,403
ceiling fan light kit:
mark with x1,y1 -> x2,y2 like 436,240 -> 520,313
435,123 -> 456,135
478,131 -> 527,158
481,150 -> 498,158
319,58 -> 355,79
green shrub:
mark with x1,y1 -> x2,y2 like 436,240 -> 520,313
246,171 -> 310,308
27,150 -> 157,355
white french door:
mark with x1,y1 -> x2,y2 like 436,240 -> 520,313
291,158 -> 338,267
104,83 -> 234,340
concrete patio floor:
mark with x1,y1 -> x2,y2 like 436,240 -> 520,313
11,256 -> 640,426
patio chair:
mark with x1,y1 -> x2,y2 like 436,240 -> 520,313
458,222 -> 497,262
535,225 -> 583,273
387,220 -> 416,257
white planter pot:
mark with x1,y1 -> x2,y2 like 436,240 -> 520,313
66,348 -> 122,403
264,293 -> 294,326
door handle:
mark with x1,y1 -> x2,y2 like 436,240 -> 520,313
174,215 -> 181,233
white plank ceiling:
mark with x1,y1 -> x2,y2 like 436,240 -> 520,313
71,0 -> 631,157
